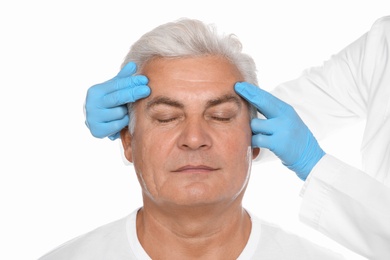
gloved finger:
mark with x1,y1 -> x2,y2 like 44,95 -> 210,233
114,75 -> 149,91
106,116 -> 130,135
92,116 -> 130,139
115,62 -> 137,78
108,132 -> 121,140
251,133 -> 276,151
101,85 -> 151,108
90,75 -> 149,98
250,118 -> 277,135
88,106 -> 128,123
234,82 -> 286,119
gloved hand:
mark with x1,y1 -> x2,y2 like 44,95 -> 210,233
85,62 -> 151,140
235,82 -> 325,180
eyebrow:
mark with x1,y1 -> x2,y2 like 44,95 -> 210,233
146,96 -> 185,110
146,94 -> 242,110
205,94 -> 242,109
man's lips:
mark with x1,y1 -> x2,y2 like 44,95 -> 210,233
172,165 -> 219,173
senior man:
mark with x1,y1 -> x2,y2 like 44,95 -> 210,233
40,18 -> 342,259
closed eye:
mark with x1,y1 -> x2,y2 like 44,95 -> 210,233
157,117 -> 178,123
210,116 -> 232,122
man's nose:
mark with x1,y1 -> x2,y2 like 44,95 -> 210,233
177,118 -> 212,150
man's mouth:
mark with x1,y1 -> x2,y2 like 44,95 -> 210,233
172,165 -> 219,173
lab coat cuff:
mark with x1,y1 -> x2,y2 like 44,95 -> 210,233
298,154 -> 341,229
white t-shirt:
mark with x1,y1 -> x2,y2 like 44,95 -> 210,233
38,208 -> 343,260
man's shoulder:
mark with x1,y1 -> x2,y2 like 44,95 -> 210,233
252,217 -> 344,259
38,215 -> 131,260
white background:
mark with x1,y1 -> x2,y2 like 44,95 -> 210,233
1,1 -> 389,259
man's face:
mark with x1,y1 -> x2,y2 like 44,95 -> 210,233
121,56 -> 259,207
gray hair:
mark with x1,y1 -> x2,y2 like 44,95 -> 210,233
121,18 -> 259,133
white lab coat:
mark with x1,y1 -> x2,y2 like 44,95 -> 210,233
271,16 -> 390,259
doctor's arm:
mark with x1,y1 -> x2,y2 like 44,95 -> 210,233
300,154 -> 390,260
235,81 -> 390,259
240,16 -> 390,259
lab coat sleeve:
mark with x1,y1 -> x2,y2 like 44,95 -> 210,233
271,32 -> 367,141
300,154 -> 390,260
272,15 -> 389,140
270,16 -> 390,259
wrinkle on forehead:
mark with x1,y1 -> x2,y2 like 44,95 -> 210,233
145,93 -> 243,112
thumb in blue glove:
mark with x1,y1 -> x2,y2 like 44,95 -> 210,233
234,82 -> 325,180
84,62 -> 151,140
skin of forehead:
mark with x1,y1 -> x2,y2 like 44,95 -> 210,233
139,56 -> 246,111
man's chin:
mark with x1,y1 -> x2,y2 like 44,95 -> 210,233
159,187 -> 236,209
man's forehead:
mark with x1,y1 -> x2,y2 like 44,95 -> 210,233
145,93 -> 243,110
140,56 -> 243,84
137,56 -> 246,109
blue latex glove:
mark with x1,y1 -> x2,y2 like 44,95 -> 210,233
235,82 -> 325,180
85,62 -> 151,140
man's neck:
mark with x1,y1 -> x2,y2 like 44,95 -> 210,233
136,201 -> 251,259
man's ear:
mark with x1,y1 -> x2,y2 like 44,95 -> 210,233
120,127 -> 133,163
252,147 -> 260,160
